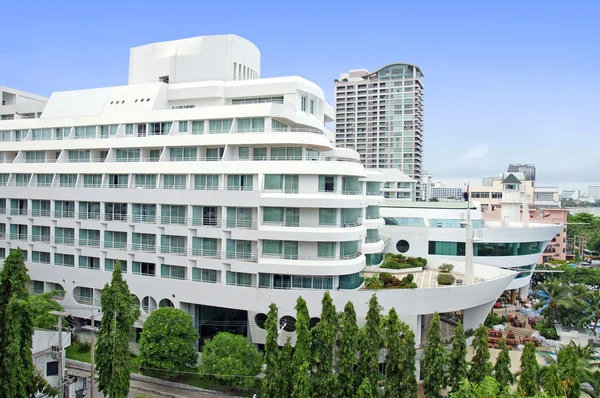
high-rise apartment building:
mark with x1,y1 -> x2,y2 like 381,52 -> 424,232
507,164 -> 536,183
334,64 -> 424,194
587,184 -> 600,200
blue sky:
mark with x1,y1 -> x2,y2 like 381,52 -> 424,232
1,0 -> 598,191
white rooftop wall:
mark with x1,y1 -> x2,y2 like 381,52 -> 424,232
128,34 -> 261,85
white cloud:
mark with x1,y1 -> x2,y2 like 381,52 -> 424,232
464,144 -> 489,159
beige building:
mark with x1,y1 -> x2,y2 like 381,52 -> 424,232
471,175 -> 534,213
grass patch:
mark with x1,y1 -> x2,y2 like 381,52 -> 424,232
66,346 -> 91,363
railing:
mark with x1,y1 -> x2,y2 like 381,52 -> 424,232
365,214 -> 381,220
78,264 -> 101,271
79,239 -> 100,248
365,238 -> 380,243
54,211 -> 75,219
32,235 -> 51,243
132,271 -> 156,277
260,221 -> 362,228
9,233 -> 28,241
261,252 -> 362,261
104,213 -> 128,222
73,294 -> 96,306
79,212 -> 101,220
104,241 -> 127,250
190,248 -> 221,258
32,210 -> 52,217
159,246 -> 187,256
9,208 -> 29,216
224,251 -> 258,262
54,237 -> 75,246
131,243 -> 157,253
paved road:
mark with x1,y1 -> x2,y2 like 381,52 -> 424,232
67,367 -> 225,397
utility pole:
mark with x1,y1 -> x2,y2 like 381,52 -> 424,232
50,311 -> 71,398
83,310 -> 100,398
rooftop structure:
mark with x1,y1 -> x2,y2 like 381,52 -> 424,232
0,86 -> 47,121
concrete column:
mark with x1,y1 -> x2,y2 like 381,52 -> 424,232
510,289 -> 517,304
519,285 -> 529,301
463,299 -> 496,332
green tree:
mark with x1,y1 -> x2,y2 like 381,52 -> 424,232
139,307 -> 198,376
280,338 -> 293,398
357,377 -> 376,398
450,376 -> 499,398
542,364 -> 561,397
291,296 -> 310,398
262,303 -> 282,398
357,294 -> 383,387
0,248 -> 38,397
398,321 -> 418,398
468,325 -> 492,383
96,261 -> 140,397
579,289 -> 600,334
337,301 -> 359,397
384,308 -> 402,397
561,345 -> 582,398
199,332 -> 262,388
30,291 -> 64,330
310,292 -> 336,397
422,312 -> 445,397
493,338 -> 514,392
533,280 -> 575,327
518,342 -> 539,397
447,321 -> 468,393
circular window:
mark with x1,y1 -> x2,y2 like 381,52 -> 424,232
159,298 -> 173,308
115,101 -> 119,104
308,317 -> 320,330
396,240 -> 410,253
255,313 -> 268,330
140,99 -> 144,102
135,99 -> 138,103
122,100 -> 125,104
279,316 -> 296,332
110,101 -> 114,104
147,98 -> 150,102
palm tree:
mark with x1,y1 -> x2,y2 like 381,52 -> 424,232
579,290 -> 600,335
540,341 -> 597,394
533,280 -> 576,326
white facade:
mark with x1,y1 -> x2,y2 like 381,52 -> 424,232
0,35 -> 540,347
380,201 -> 563,291
533,186 -> 561,209
429,185 -> 464,200
0,86 -> 47,121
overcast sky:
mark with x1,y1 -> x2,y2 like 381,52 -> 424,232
1,0 -> 598,192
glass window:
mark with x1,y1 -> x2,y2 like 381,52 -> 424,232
134,174 -> 157,189
32,251 -> 51,264
163,175 -> 186,189
160,205 -> 186,225
79,256 -> 100,270
192,268 -> 217,283
301,96 -> 307,111
104,230 -> 127,250
227,175 -> 253,191
54,227 -> 74,245
237,118 -> 264,133
191,237 -> 218,257
341,208 -> 361,227
264,175 -> 298,193
54,201 -> 75,218
32,226 -> 50,242
169,147 -> 197,161
225,239 -> 253,260
253,148 -> 267,161
271,119 -> 288,132
319,176 -> 337,193
270,147 -> 302,161
115,149 -> 140,162
149,122 -> 172,136
161,264 -> 186,280
132,203 -> 156,223
104,202 -> 127,221
79,229 -> 100,247
149,149 -> 161,162
226,271 -> 252,287
32,200 -> 51,217
384,217 -> 425,226
192,206 -> 218,226
317,242 -> 336,258
194,175 -> 219,190
209,119 -> 233,134
226,207 -> 253,228
178,121 -> 189,133
83,174 -> 102,188
107,174 -> 128,188
160,235 -> 186,255
15,174 -> 31,186
132,262 -> 155,276
31,129 -> 52,141
54,253 -> 75,267
132,233 -> 156,252
78,202 -> 100,220
319,209 -> 337,226
238,147 -> 250,159
74,126 -> 96,139
339,272 -> 362,290
25,151 -> 46,163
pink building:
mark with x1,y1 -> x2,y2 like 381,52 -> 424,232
483,208 -> 568,264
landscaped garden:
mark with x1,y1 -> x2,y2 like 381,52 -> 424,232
364,272 -> 418,289
380,253 -> 428,269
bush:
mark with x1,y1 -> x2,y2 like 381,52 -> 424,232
437,274 -> 456,286
200,332 -> 262,388
439,263 -> 454,273
76,340 -> 91,353
404,274 -> 414,283
484,314 -> 508,328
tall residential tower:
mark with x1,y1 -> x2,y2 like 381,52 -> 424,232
334,64 -> 424,195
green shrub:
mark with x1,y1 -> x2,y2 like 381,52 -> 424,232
484,313 -> 507,328
379,272 -> 393,279
439,263 -> 454,273
405,274 -> 414,283
406,282 -> 418,289
76,340 -> 91,353
437,274 -> 456,286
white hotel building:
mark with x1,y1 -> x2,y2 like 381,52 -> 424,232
0,35 -> 562,347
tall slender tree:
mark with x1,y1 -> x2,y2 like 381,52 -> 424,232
357,377 -> 376,398
422,312 -> 445,398
384,307 -> 402,397
337,301 -> 359,397
446,321 -> 467,393
561,345 -> 581,398
311,292 -> 336,397
291,296 -> 310,398
280,337 -> 294,398
262,303 -> 281,398
518,342 -> 539,397
467,325 -> 492,383
96,261 -> 140,398
398,321 -> 418,398
0,248 -> 37,397
357,294 -> 383,388
542,364 -> 561,397
493,338 -> 514,392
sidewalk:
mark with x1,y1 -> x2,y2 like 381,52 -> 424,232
66,360 -> 242,397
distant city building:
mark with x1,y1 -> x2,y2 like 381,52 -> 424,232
334,63 -> 424,195
469,173 -> 534,212
429,185 -> 464,200
0,86 -> 47,120
560,190 -> 581,200
420,170 -> 433,201
533,187 -> 561,209
587,184 -> 600,200
481,175 -> 501,186
378,168 -> 415,200
508,164 -> 536,183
